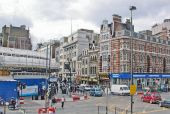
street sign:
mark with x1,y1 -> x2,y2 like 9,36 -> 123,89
130,85 -> 137,95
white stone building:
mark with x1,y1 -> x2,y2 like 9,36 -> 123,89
62,29 -> 98,82
152,19 -> 170,40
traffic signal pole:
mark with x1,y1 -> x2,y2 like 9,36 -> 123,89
45,45 -> 49,108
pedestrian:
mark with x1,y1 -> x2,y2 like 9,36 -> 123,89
51,97 -> 56,107
56,85 -> 58,93
61,96 -> 65,109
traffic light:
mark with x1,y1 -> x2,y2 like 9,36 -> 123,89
22,83 -> 26,89
64,63 -> 70,70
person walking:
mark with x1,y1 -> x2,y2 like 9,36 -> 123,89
56,83 -> 58,93
61,96 -> 65,109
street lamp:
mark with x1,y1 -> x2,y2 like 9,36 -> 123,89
67,58 -> 72,97
129,5 -> 136,114
64,57 -> 72,97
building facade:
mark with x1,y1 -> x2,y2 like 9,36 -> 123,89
0,33 -> 2,47
62,29 -> 99,82
103,15 -> 170,89
99,14 -> 129,85
88,43 -> 99,84
2,25 -> 32,50
152,19 -> 170,40
36,40 -> 60,74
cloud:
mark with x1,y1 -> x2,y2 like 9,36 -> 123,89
0,0 -> 170,47
0,15 -> 33,28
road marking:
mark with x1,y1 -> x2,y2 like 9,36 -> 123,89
134,107 -> 168,114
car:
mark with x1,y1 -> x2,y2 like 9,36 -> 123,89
160,84 -> 169,92
159,99 -> 170,108
79,84 -> 92,91
84,86 -> 92,91
77,86 -> 85,92
90,88 -> 103,97
141,92 -> 162,104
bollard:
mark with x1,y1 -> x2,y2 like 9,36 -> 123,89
115,107 -> 116,114
98,106 -> 99,114
106,106 -> 108,114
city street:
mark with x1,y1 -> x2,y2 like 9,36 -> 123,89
4,92 -> 170,114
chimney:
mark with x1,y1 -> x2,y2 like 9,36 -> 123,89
112,14 -> 122,31
112,14 -> 122,23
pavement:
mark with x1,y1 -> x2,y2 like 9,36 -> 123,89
4,89 -> 89,114
3,90 -> 170,114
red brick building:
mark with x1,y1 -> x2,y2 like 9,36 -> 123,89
99,15 -> 170,88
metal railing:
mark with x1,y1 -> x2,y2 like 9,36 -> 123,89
97,106 -> 130,114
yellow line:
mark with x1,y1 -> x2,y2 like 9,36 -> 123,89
134,107 -> 168,114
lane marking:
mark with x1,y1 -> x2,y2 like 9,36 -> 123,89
134,107 -> 168,114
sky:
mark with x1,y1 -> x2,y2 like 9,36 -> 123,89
0,0 -> 170,48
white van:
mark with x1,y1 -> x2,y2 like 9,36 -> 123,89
111,85 -> 130,95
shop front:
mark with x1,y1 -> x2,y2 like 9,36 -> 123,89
81,76 -> 89,84
109,73 -> 170,90
88,77 -> 98,85
99,73 -> 110,86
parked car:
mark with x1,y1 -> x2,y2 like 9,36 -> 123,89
90,88 -> 103,97
111,85 -> 130,95
141,92 -> 162,104
160,84 -> 169,92
84,86 -> 92,91
77,86 -> 85,92
159,98 -> 170,108
79,84 -> 92,91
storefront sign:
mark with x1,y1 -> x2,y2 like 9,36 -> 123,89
111,74 -> 120,78
147,74 -> 160,78
133,74 -> 146,78
162,74 -> 170,78
110,73 -> 170,79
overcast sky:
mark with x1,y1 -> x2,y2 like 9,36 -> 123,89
0,0 -> 170,47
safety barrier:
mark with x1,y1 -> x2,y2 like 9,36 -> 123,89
38,108 -> 47,114
20,97 -> 24,104
38,107 -> 55,114
54,95 -> 88,102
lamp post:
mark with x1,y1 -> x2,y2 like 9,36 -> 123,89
129,6 -> 136,114
67,58 -> 72,97
45,44 -> 49,107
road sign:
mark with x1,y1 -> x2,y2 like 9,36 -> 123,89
130,85 -> 137,95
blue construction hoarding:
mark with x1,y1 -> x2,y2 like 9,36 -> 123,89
109,73 -> 170,79
0,80 -> 18,101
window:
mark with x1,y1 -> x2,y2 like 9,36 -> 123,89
86,59 -> 88,64
153,37 -> 156,42
147,36 -> 151,41
120,52 -> 123,60
85,68 -> 87,74
90,67 -> 92,74
82,68 -> 84,74
113,52 -> 116,62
